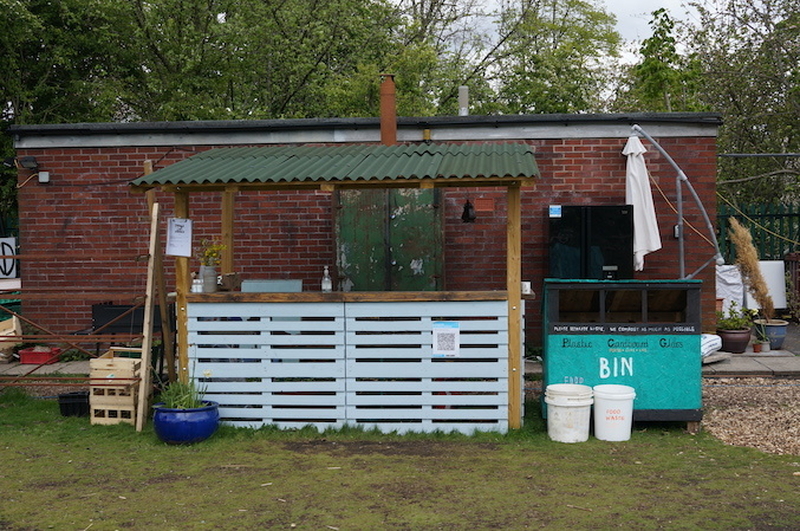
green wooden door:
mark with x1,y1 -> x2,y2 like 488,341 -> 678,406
335,189 -> 443,291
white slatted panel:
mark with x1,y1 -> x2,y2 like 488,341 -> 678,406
344,301 -> 508,434
188,302 -> 346,429
187,299 -> 510,434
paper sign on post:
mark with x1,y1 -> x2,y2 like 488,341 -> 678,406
433,321 -> 460,358
166,218 -> 193,257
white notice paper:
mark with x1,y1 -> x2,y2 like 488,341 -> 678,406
166,218 -> 193,257
433,321 -> 460,358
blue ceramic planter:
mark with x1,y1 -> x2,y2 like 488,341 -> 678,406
153,401 -> 220,444
754,319 -> 788,350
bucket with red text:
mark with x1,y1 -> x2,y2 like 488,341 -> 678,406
592,384 -> 636,441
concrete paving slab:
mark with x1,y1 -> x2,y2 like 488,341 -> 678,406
702,356 -> 778,377
742,349 -> 794,357
0,361 -> 90,376
752,356 -> 800,377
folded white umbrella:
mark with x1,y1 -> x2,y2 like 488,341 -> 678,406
623,135 -> 662,271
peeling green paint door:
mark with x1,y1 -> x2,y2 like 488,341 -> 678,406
335,189 -> 443,291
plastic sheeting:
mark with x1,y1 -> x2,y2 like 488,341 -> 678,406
716,264 -> 744,314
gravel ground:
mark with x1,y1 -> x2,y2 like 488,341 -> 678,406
702,377 -> 800,456
527,377 -> 800,456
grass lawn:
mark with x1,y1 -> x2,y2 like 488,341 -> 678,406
1,388 -> 798,530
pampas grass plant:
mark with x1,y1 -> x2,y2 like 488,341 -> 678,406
728,217 -> 774,321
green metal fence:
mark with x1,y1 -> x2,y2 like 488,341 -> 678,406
718,204 -> 800,263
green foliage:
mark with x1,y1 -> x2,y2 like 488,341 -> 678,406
156,378 -> 207,409
688,0 -> 800,204
716,301 -> 755,330
611,8 -> 706,113
493,0 -> 620,114
59,349 -> 91,362
2,0 -> 627,124
0,0 -> 131,124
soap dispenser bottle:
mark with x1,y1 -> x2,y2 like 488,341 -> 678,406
321,266 -> 333,292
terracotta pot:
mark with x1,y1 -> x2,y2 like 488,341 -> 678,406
752,342 -> 762,353
716,328 -> 751,353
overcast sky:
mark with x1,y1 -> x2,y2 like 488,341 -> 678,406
611,0 -> 694,42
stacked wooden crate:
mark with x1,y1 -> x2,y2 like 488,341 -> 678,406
90,349 -> 141,425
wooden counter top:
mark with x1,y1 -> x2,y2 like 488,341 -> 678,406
186,290 -> 510,303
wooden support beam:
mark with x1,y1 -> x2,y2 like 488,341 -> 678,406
136,202 -> 159,431
144,162 -> 176,382
221,187 -> 235,275
174,191 -> 190,384
506,184 -> 522,429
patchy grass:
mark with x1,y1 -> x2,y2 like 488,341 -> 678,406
1,388 -> 798,530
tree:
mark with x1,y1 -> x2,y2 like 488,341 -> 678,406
687,0 -> 800,204
491,0 -> 620,114
0,0 -> 129,124
614,8 -> 706,113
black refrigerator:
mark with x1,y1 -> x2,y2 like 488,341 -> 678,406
548,205 -> 634,280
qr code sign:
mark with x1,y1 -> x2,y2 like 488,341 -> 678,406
435,332 -> 457,352
433,322 -> 459,357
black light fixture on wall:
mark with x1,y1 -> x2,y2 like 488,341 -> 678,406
4,156 -> 49,185
461,199 -> 476,223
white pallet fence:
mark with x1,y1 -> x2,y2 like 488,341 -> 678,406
188,299 -> 511,434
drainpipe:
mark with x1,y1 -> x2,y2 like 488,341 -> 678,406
380,74 -> 397,146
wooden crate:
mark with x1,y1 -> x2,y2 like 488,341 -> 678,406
90,402 -> 137,425
90,351 -> 141,378
90,351 -> 141,426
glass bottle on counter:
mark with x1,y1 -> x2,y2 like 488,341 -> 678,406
321,266 -> 333,292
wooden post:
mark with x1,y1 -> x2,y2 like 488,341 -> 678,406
506,183 -> 522,429
221,186 -> 236,275
144,163 -> 176,382
174,190 -> 191,384
135,202 -> 159,431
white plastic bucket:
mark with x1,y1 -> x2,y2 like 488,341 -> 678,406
544,384 -> 593,443
592,384 -> 636,441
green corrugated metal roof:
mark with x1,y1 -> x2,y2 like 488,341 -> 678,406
130,143 -> 539,188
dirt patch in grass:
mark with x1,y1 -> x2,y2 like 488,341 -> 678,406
283,439 -> 499,457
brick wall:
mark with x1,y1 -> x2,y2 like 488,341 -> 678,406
15,135 -> 718,346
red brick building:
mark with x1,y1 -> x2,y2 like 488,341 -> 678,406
8,113 -> 721,347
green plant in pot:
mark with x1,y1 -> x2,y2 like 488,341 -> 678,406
715,301 -> 753,353
729,218 -> 789,349
753,326 -> 770,353
153,378 -> 219,444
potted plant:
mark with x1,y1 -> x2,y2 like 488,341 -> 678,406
729,218 -> 789,349
715,301 -> 753,353
197,238 -> 226,292
153,378 -> 219,444
753,326 -> 770,353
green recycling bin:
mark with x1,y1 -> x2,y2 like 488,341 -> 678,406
542,279 -> 703,422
